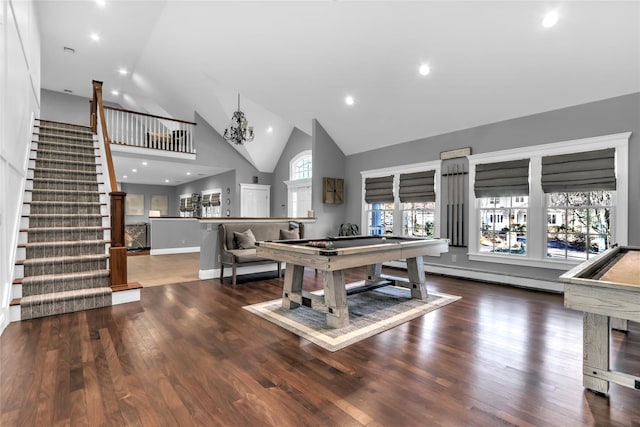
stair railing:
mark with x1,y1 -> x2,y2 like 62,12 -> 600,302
91,80 -> 128,289
104,105 -> 196,154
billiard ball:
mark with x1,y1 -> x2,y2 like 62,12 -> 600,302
381,237 -> 386,241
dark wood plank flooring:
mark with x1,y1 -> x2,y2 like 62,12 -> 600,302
1,268 -> 639,426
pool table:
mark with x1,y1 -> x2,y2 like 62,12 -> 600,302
560,246 -> 640,394
256,236 -> 449,328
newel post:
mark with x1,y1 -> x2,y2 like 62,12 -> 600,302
109,191 -> 127,288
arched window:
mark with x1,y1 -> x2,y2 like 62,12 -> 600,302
285,150 -> 312,217
290,150 -> 312,180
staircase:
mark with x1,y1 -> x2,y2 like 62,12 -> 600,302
12,119 -> 113,320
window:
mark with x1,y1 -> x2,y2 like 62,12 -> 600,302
361,161 -> 441,238
179,193 -> 195,217
402,201 -> 436,238
479,196 -> 528,255
290,150 -> 312,180
201,189 -> 222,217
286,150 -> 312,217
546,191 -> 612,260
468,132 -> 629,269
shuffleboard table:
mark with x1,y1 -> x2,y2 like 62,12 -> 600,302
560,246 -> 640,394
256,236 -> 449,328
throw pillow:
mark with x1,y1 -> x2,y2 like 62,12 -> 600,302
234,229 -> 257,249
279,228 -> 300,240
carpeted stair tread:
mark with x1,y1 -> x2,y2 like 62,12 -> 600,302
26,201 -> 104,206
31,166 -> 101,176
20,270 -> 110,296
32,157 -> 100,167
33,140 -> 97,151
25,213 -> 106,219
22,226 -> 106,233
21,287 -> 112,303
36,120 -> 92,131
22,239 -> 108,249
27,189 -> 103,198
32,148 -> 97,159
21,253 -> 109,266
30,177 -> 102,185
19,287 -> 112,320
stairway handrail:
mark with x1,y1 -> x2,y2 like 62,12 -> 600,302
91,81 -> 118,192
103,105 -> 197,126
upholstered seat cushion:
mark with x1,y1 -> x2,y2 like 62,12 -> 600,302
226,249 -> 266,263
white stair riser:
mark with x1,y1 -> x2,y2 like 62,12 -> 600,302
14,265 -> 23,279
12,284 -> 22,299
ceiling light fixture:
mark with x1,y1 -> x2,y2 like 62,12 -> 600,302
542,11 -> 559,28
119,68 -> 128,75
224,93 -> 254,145
90,33 -> 100,42
132,168 -> 137,173
111,90 -> 119,96
345,96 -> 354,106
165,179 -> 169,183
186,172 -> 191,175
419,64 -> 431,76
95,0 -> 106,7
142,161 -> 148,166
123,175 -> 127,179
267,126 -> 273,133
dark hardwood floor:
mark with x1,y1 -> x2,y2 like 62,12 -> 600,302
1,268 -> 639,426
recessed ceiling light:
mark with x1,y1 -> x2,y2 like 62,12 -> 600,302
142,161 -> 148,166
111,90 -> 119,96
345,96 -> 354,106
90,33 -> 100,42
123,175 -> 127,179
165,179 -> 169,183
95,0 -> 106,7
267,126 -> 273,133
132,168 -> 137,173
419,64 -> 431,76
186,172 -> 191,175
542,11 -> 559,28
119,68 -> 128,75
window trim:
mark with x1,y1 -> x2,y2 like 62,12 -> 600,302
284,178 -> 312,217
468,132 -> 629,270
361,160 -> 442,237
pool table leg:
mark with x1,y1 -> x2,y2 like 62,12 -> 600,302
583,312 -> 610,394
282,264 -> 305,310
366,263 -> 382,282
406,256 -> 428,300
323,270 -> 349,328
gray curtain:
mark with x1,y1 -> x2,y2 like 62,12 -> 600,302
541,148 -> 616,193
474,159 -> 530,197
399,170 -> 435,202
365,175 -> 394,204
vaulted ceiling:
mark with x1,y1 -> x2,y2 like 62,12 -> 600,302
37,1 -> 640,178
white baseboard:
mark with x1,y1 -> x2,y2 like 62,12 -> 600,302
113,289 -> 141,305
0,309 -> 8,334
150,246 -> 200,256
385,261 -> 564,293
199,264 -> 281,281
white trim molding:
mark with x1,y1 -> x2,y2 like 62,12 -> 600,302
150,246 -> 200,256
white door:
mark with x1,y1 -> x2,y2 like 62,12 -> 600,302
240,183 -> 271,217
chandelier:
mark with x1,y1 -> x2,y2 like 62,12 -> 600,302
224,93 -> 254,145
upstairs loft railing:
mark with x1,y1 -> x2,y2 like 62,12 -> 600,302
104,105 -> 196,154
91,80 -> 128,290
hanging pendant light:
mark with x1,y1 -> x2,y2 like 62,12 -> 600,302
223,93 -> 254,145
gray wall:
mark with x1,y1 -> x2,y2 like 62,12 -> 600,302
149,218 -> 200,251
120,183 -> 178,223
191,111 -> 272,214
270,127 -> 312,216
308,119 -> 347,238
345,92 -> 640,282
175,169 -> 235,216
40,89 -> 121,127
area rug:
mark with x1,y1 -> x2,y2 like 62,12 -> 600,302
243,283 -> 461,351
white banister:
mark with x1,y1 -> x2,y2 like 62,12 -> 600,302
103,106 -> 196,154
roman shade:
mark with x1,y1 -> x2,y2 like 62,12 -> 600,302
180,197 -> 194,212
364,175 -> 394,204
399,170 -> 435,203
541,148 -> 616,193
201,194 -> 212,207
474,159 -> 530,198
